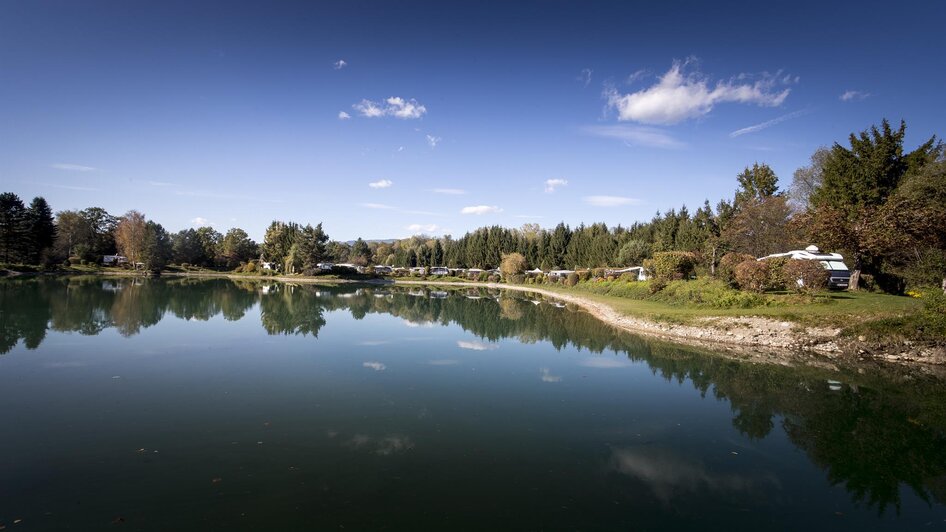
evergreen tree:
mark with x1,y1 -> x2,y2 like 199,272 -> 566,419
0,193 -> 28,263
25,197 -> 56,263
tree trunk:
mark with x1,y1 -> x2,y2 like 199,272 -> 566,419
942,277 -> 945,295
849,270 -> 860,291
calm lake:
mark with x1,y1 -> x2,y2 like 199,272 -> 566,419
1,276 -> 945,530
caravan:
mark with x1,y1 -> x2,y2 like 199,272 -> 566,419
758,245 -> 851,289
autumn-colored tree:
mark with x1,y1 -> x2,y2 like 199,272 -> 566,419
114,211 -> 149,267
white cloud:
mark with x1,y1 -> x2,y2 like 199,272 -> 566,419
461,205 -> 503,215
51,163 -> 95,172
840,90 -> 870,102
580,125 -> 685,149
606,59 -> 791,125
353,96 -> 427,119
625,69 -> 649,85
406,223 -> 440,233
432,188 -> 467,195
360,202 -> 394,210
583,195 -> 641,207
577,68 -> 592,87
191,217 -> 212,227
333,59 -> 347,70
353,99 -> 385,118
362,361 -> 386,371
544,178 -> 568,193
368,179 -> 393,189
338,111 -> 351,120
729,110 -> 807,137
426,134 -> 441,148
457,340 -> 499,351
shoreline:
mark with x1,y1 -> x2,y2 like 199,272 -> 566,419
7,269 -> 944,371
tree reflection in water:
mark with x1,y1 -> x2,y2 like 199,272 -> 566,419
1,276 -> 944,513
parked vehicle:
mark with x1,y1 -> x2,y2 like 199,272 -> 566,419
757,245 -> 851,289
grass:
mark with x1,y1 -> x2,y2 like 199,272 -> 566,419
531,279 -> 923,330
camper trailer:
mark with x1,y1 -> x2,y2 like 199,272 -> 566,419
758,245 -> 851,289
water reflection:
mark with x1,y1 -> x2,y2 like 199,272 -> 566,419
2,276 -> 945,514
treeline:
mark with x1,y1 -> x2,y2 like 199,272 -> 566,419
370,119 -> 944,293
2,118 -> 942,292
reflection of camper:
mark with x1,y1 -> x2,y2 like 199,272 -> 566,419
758,245 -> 851,289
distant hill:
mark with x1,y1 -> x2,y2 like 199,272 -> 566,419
343,239 -> 398,246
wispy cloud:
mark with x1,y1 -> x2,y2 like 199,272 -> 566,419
368,179 -> 393,189
191,217 -> 212,227
361,202 -> 394,210
457,340 -> 499,351
426,134 -> 441,148
148,180 -> 180,187
729,109 -> 807,137
51,163 -> 95,172
461,205 -> 502,215
581,125 -> 684,149
583,195 -> 641,207
840,90 -> 870,102
333,59 -> 347,70
175,190 -> 284,203
544,178 -> 568,193
625,69 -> 649,85
353,96 -> 426,119
577,68 -> 592,87
606,59 -> 792,125
360,203 -> 444,216
431,188 -> 467,195
38,183 -> 100,191
338,111 -> 351,120
362,361 -> 386,371
406,223 -> 440,233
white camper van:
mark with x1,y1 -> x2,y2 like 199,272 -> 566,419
758,245 -> 851,289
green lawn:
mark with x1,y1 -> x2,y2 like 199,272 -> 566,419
536,283 -> 922,328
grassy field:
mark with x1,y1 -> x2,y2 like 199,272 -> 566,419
537,281 -> 924,328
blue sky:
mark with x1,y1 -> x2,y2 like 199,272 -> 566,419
2,0 -> 944,241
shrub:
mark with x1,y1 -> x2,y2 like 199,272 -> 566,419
717,252 -> 755,286
243,261 -> 259,273
507,273 -> 525,284
764,256 -> 791,291
477,272 -> 489,282
649,251 -> 696,281
565,272 -> 579,287
592,268 -> 607,279
782,260 -> 829,292
62,259 -> 72,267
619,272 -> 637,282
649,278 -> 667,293
578,270 -> 592,282
487,274 -> 501,283
734,260 -> 770,292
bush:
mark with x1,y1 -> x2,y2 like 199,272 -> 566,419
500,253 -> 527,277
618,272 -> 637,282
734,260 -> 770,292
782,260 -> 829,292
477,272 -> 489,282
592,268 -> 607,279
578,270 -> 592,282
487,274 -> 501,283
764,256 -> 790,291
717,253 -> 755,286
649,251 -> 697,281
507,273 -> 525,284
563,272 -> 578,286
62,259 -> 72,268
649,278 -> 667,293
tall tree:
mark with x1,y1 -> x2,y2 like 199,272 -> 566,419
25,197 -> 56,263
299,223 -> 330,273
735,163 -> 779,207
114,211 -> 149,268
0,193 -> 28,263
790,147 -> 830,212
809,119 -> 941,288
217,228 -> 257,269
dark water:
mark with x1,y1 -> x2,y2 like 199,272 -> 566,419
1,277 -> 945,531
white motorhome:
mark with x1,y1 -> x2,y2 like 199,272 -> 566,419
758,245 -> 851,289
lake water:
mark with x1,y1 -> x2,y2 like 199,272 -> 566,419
1,277 -> 945,530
